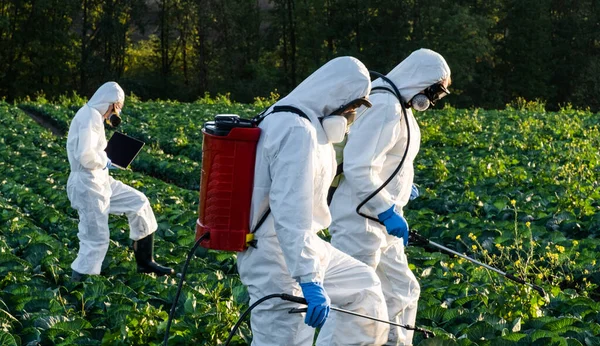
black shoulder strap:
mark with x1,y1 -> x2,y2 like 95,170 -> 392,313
371,86 -> 401,103
251,105 -> 311,237
272,105 -> 310,121
254,105 -> 310,125
327,158 -> 345,206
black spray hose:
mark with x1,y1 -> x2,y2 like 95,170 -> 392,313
409,230 -> 547,297
163,232 -> 209,346
356,71 -> 410,223
223,293 -> 288,346
223,293 -> 435,345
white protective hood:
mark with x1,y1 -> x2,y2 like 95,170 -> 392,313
275,56 -> 371,143
372,48 -> 450,104
87,81 -> 125,116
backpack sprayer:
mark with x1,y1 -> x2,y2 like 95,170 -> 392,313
163,102 -> 435,345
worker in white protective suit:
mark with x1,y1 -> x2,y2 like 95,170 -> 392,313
329,49 -> 451,346
66,81 -> 174,281
237,57 -> 390,346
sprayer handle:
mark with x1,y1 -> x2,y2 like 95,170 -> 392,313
289,308 -> 308,314
408,230 -> 429,245
280,294 -> 308,305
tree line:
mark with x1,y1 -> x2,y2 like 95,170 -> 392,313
1,0 -> 598,110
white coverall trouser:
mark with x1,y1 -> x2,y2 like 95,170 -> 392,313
331,226 -> 420,346
237,229 -> 390,346
68,174 -> 157,275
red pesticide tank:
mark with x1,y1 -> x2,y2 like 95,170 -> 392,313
196,114 -> 260,251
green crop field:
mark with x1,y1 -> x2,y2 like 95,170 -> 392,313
1,97 -> 599,345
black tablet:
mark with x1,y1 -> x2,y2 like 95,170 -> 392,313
104,132 -> 145,169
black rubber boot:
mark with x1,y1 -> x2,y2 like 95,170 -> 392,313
72,270 -> 87,282
133,233 -> 175,275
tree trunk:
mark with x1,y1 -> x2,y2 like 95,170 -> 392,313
326,0 -> 334,57
80,0 -> 88,93
281,1 -> 289,89
287,0 -> 296,86
160,0 -> 169,96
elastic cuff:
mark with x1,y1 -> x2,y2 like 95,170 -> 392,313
297,273 -> 320,284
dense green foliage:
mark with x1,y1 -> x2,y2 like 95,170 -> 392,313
1,98 -> 600,345
1,0 -> 599,110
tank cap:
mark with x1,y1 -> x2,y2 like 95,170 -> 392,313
204,114 -> 255,136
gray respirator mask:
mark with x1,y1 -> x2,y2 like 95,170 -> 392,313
105,112 -> 122,127
406,82 -> 450,112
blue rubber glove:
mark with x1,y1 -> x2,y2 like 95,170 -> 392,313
378,205 -> 409,246
300,282 -> 330,329
410,184 -> 419,201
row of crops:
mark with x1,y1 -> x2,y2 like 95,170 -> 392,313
1,97 -> 600,345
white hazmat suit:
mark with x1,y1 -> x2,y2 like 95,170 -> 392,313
67,82 -> 158,275
329,49 -> 451,346
237,57 -> 390,346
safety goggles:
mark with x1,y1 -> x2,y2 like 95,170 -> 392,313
423,83 -> 450,105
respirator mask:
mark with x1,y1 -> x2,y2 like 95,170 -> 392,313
322,97 -> 371,143
406,82 -> 450,112
105,105 -> 122,127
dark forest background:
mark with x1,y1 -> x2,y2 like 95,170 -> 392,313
1,0 -> 599,110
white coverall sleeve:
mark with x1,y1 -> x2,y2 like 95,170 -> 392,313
269,125 -> 321,282
75,123 -> 109,170
343,102 -> 401,216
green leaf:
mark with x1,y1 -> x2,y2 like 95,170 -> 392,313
566,338 -> 583,346
466,321 -> 497,340
418,337 -> 458,346
543,317 -> 579,331
453,295 -> 479,307
486,338 -> 519,346
84,281 -> 107,300
493,199 -> 507,211
420,306 -> 447,324
531,336 -> 568,346
530,330 -> 559,342
51,318 -> 92,331
34,315 -> 70,330
184,294 -> 197,314
501,333 -> 527,342
0,307 -> 18,324
232,284 -> 249,305
442,308 -> 462,324
0,331 -> 17,346
584,336 -> 600,346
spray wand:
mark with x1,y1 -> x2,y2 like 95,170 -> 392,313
222,293 -> 435,345
409,230 -> 547,297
